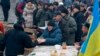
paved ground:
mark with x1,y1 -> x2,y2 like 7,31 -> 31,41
0,0 -> 18,23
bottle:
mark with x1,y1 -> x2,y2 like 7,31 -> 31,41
50,50 -> 58,56
62,42 -> 67,49
31,32 -> 36,42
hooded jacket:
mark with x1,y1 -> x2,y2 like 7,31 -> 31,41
0,24 -> 37,56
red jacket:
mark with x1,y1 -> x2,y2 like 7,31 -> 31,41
0,22 -> 4,33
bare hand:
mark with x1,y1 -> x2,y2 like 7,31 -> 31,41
74,43 -> 80,50
37,38 -> 46,44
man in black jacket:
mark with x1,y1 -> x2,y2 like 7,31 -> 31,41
0,0 -> 10,22
73,4 -> 84,42
0,20 -> 37,56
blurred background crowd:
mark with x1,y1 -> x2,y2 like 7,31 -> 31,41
0,0 -> 99,56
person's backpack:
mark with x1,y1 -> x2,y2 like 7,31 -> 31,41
15,2 -> 25,18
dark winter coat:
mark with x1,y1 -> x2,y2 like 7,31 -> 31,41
73,12 -> 84,42
0,24 -> 37,56
59,15 -> 77,45
40,26 -> 62,45
46,9 -> 55,21
36,9 -> 47,27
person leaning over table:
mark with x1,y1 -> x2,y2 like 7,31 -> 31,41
0,20 -> 37,56
59,7 -> 77,45
37,21 -> 62,45
52,9 -> 77,45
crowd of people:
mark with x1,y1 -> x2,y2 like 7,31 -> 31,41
0,0 -> 94,56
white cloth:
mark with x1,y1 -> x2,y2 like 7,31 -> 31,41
28,46 -> 78,56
